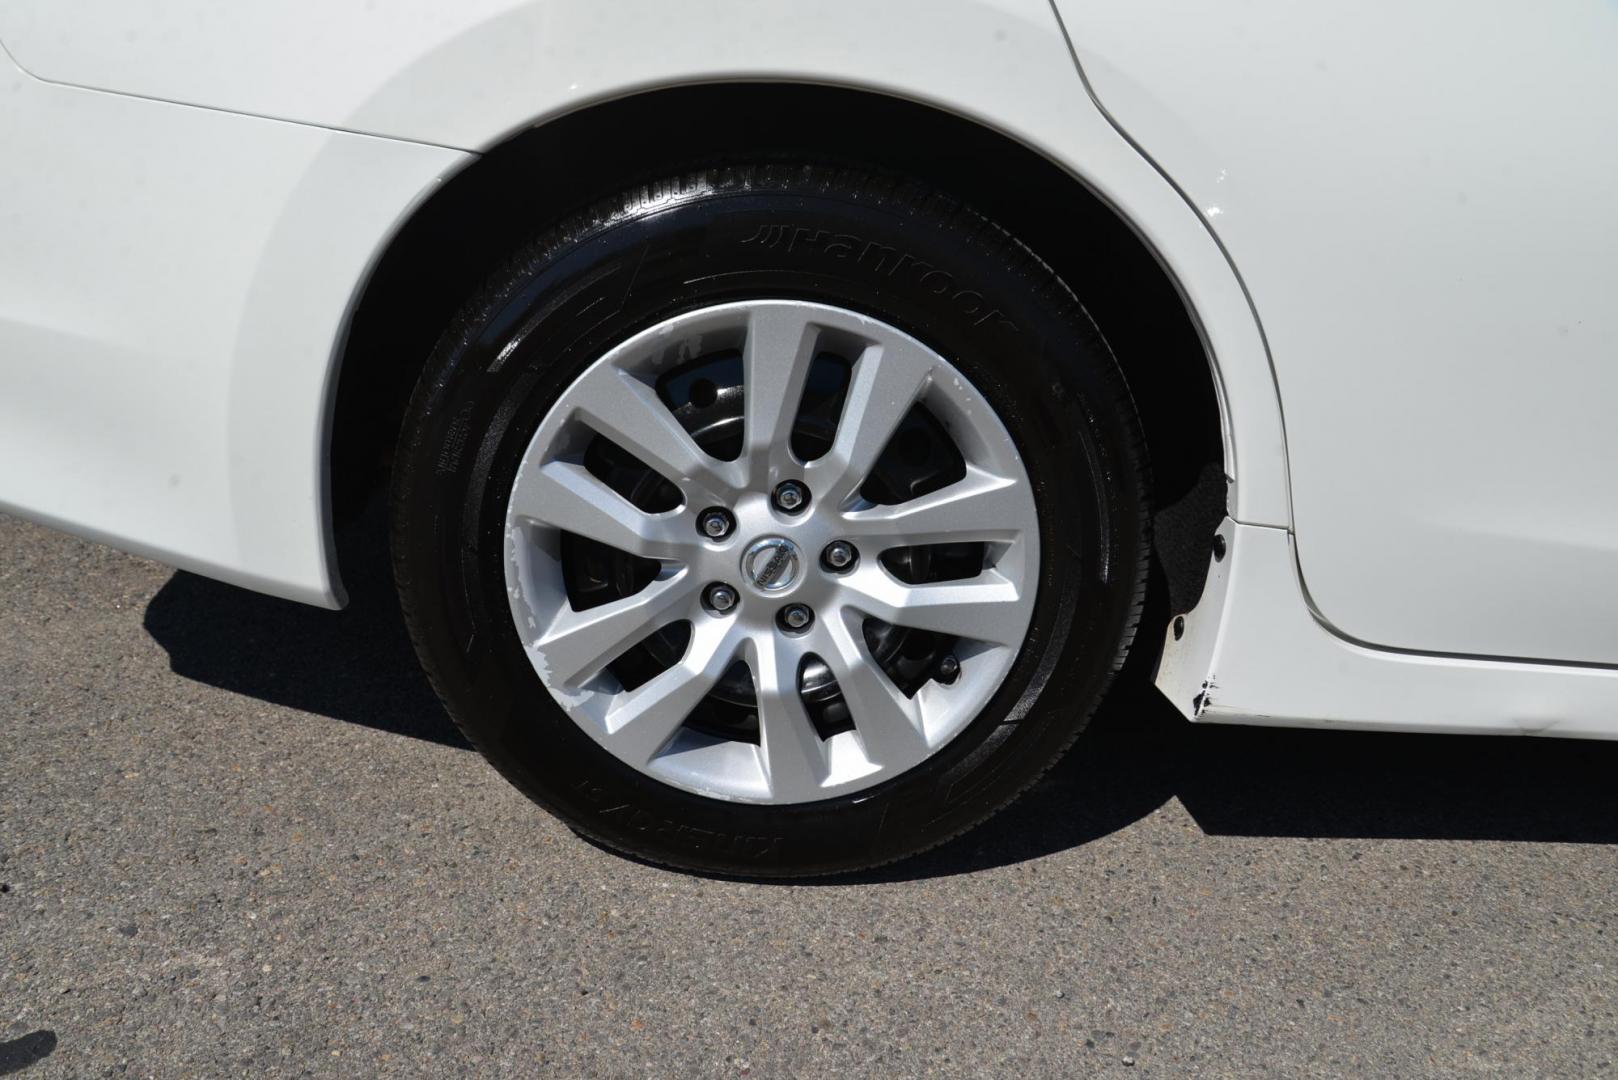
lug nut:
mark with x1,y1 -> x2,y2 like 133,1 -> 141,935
778,603 -> 814,632
772,480 -> 809,514
822,540 -> 857,571
697,507 -> 734,540
704,583 -> 739,614
935,654 -> 961,684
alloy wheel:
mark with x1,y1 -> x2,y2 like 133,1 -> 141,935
503,300 -> 1041,803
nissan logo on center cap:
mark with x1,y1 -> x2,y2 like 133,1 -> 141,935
742,537 -> 802,592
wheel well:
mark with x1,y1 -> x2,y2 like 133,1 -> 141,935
333,83 -> 1226,618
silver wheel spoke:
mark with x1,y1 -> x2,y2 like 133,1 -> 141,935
839,464 -> 1029,547
742,305 -> 820,485
505,300 -> 1039,804
747,636 -> 827,801
510,460 -> 688,559
572,366 -> 741,502
844,566 -> 1027,646
808,340 -> 935,502
602,619 -> 742,766
534,572 -> 698,688
824,614 -> 929,767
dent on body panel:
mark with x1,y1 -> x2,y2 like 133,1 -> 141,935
1152,518 -> 1236,722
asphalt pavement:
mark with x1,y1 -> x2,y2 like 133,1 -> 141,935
3,511 -> 1617,1077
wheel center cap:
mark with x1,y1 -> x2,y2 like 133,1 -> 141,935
741,536 -> 802,593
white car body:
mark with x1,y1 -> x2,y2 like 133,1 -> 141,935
3,1 -> 1616,737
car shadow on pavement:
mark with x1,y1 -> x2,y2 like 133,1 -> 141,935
144,521 -> 1618,883
142,537 -> 471,752
853,677 -> 1618,883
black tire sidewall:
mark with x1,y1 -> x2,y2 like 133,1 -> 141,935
392,168 -> 1146,875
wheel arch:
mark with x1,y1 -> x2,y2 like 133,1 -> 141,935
332,81 -> 1267,624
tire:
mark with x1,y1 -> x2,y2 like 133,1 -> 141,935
391,164 -> 1149,877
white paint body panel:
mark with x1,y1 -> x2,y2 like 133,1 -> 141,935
0,44 -> 466,605
1057,0 -> 1618,665
1158,521 -> 1618,741
4,1 -> 1618,738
